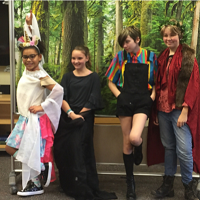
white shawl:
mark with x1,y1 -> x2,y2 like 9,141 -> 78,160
16,70 -> 63,189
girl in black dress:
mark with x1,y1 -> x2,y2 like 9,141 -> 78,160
54,46 -> 117,200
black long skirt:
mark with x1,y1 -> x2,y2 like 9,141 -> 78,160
54,110 -> 117,200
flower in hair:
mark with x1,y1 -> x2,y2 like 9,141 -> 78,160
30,41 -> 35,46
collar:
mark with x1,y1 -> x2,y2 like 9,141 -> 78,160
130,48 -> 142,58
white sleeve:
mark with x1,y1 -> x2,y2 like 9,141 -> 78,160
41,83 -> 64,133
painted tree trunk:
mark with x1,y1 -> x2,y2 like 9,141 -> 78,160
176,0 -> 183,20
61,1 -> 84,76
32,0 -> 49,63
93,20 -> 96,71
54,44 -> 57,65
114,0 -> 123,55
140,0 -> 152,48
191,0 -> 200,54
84,1 -> 88,45
96,1 -> 104,73
54,30 -> 62,65
57,31 -> 62,65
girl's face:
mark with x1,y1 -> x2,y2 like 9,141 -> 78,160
123,35 -> 140,53
22,48 -> 42,71
163,27 -> 180,51
71,50 -> 88,70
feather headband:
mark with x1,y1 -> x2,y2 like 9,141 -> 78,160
17,31 -> 40,53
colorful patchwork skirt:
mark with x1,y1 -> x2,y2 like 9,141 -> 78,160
6,114 -> 56,181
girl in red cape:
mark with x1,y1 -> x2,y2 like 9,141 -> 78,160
148,20 -> 200,200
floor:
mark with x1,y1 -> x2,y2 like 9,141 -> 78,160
0,151 -> 199,200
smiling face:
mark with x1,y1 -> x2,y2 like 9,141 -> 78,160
71,50 -> 89,70
22,48 -> 42,71
123,35 -> 140,54
163,27 -> 180,51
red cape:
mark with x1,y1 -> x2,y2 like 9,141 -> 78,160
147,57 -> 200,173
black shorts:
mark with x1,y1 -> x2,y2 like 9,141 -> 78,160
116,92 -> 153,118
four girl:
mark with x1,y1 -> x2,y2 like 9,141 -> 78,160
5,10 -> 200,200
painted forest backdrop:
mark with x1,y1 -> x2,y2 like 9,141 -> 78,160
14,0 -> 200,115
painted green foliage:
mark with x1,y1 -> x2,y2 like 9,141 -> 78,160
14,0 -> 199,115
61,1 -> 84,79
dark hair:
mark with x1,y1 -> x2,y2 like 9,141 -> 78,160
118,26 -> 141,47
73,46 -> 92,68
19,39 -> 46,55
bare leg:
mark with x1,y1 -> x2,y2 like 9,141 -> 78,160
129,113 -> 147,146
119,116 -> 133,154
129,113 -> 147,166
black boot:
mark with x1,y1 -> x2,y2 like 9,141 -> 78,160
126,175 -> 136,200
134,142 -> 143,165
151,175 -> 175,198
197,179 -> 200,199
183,180 -> 199,200
123,153 -> 136,200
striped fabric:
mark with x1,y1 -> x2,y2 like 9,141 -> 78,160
105,48 -> 157,89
